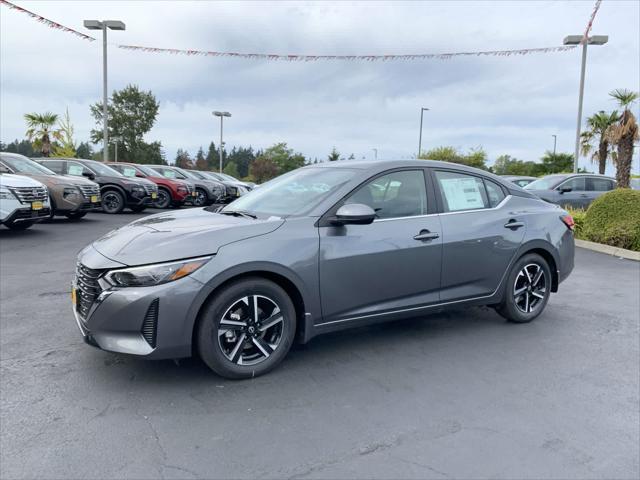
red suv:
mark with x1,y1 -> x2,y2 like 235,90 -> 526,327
108,162 -> 195,208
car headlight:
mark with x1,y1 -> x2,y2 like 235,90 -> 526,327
100,256 -> 212,288
63,186 -> 81,198
0,187 -> 16,200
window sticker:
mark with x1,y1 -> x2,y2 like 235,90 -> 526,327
440,177 -> 484,211
163,170 -> 176,179
122,167 -> 137,178
68,164 -> 84,176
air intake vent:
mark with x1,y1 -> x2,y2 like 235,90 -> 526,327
142,299 -> 159,348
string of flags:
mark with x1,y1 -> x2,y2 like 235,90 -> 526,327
582,0 -> 603,43
1,0 -> 603,62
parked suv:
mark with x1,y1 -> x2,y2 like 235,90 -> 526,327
148,165 -> 224,207
1,153 -> 100,220
107,162 -> 195,209
189,170 -> 247,203
39,158 -> 157,214
0,173 -> 51,230
525,173 -> 616,209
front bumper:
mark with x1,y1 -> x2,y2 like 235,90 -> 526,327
72,273 -> 204,359
1,206 -> 51,224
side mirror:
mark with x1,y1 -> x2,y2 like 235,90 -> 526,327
82,171 -> 96,181
330,204 -> 376,225
136,173 -> 145,178
558,186 -> 572,194
0,164 -> 10,174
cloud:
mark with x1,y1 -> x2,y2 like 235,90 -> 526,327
1,0 -> 638,175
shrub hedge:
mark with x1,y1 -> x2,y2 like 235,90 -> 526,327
582,189 -> 640,251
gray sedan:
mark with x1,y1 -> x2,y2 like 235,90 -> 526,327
525,174 -> 616,209
72,160 -> 575,378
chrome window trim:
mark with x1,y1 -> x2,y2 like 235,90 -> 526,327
372,195 -> 511,222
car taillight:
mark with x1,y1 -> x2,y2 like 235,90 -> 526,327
561,214 -> 575,231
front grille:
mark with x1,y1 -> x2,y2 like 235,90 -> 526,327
10,186 -> 47,203
142,183 -> 158,195
13,208 -> 50,220
141,299 -> 159,348
78,184 -> 100,199
75,263 -> 103,319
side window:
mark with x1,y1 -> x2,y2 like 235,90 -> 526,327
586,177 -> 614,191
343,170 -> 427,220
66,162 -> 88,177
559,177 -> 585,192
41,160 -> 64,174
435,171 -> 489,212
484,179 -> 506,207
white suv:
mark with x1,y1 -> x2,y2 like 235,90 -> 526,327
0,173 -> 51,230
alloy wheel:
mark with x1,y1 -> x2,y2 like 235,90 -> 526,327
154,189 -> 171,208
217,295 -> 284,366
513,263 -> 547,314
102,192 -> 122,213
193,190 -> 207,207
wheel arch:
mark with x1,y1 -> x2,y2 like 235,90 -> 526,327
100,183 -> 127,197
514,240 -> 560,292
190,264 -> 311,356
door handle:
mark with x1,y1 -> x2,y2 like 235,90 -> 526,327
504,220 -> 525,230
579,194 -> 589,198
414,230 -> 439,241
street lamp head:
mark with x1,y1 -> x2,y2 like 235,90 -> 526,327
563,34 -> 608,46
213,111 -> 232,117
83,20 -> 102,30
84,20 -> 125,30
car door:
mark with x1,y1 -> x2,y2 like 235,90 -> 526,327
556,176 -> 588,208
318,168 -> 442,324
432,169 -> 526,302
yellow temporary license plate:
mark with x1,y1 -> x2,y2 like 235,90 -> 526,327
91,195 -> 99,203
71,287 -> 77,306
31,201 -> 43,211
151,192 -> 157,199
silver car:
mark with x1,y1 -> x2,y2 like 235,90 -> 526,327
72,160 -> 575,378
525,174 -> 616,209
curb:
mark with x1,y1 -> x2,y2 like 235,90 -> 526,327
575,239 -> 640,262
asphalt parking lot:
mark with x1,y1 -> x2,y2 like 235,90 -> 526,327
1,211 -> 638,480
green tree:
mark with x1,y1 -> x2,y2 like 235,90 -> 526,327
90,84 -> 161,162
52,108 -> 77,157
249,155 -> 279,183
263,143 -> 305,174
132,141 -> 165,164
540,151 -> 574,174
328,147 -> 340,162
492,155 -> 540,176
76,142 -> 93,159
194,147 -> 207,170
607,88 -> 639,188
1,139 -> 36,157
227,146 -> 256,178
223,161 -> 240,178
420,146 -> 488,170
580,110 -> 620,175
205,141 -> 219,170
24,112 -> 62,157
174,149 -> 193,169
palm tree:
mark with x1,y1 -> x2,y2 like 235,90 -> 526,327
24,112 -> 62,157
580,110 -> 620,175
607,89 -> 639,188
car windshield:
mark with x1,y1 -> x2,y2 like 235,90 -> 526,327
2,156 -> 56,175
223,167 -> 358,217
137,165 -> 159,177
524,175 -> 567,190
218,173 -> 238,181
187,170 -> 207,180
83,160 -> 123,177
203,172 -> 224,181
176,168 -> 200,180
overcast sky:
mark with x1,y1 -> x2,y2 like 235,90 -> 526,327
1,0 -> 639,173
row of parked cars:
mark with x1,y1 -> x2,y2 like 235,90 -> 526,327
0,152 -> 254,230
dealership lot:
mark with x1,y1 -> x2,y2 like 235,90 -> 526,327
1,212 -> 638,479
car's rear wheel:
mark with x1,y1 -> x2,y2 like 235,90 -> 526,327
197,278 -> 296,379
496,253 -> 551,323
101,190 -> 125,214
154,187 -> 172,209
65,211 -> 87,221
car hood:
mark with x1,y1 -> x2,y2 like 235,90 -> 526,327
91,207 -> 285,266
0,173 -> 46,188
21,173 -> 97,187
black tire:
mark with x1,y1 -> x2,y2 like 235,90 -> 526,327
193,188 -> 209,207
496,253 -> 552,323
101,189 -> 125,214
5,220 -> 34,230
130,205 -> 146,213
65,211 -> 87,221
197,277 -> 296,379
154,187 -> 172,209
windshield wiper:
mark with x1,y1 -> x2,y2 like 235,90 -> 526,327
218,209 -> 257,219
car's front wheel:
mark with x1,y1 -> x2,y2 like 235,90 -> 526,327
496,253 -> 551,323
193,188 -> 209,207
197,278 -> 296,379
101,190 -> 125,214
154,187 -> 172,209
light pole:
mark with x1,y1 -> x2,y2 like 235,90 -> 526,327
563,34 -> 608,173
552,134 -> 557,156
417,107 -> 429,157
372,148 -> 378,160
213,111 -> 231,173
84,19 -> 126,163
111,136 -> 123,162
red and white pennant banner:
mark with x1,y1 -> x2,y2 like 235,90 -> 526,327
2,0 -> 594,62
582,0 -> 603,43
117,44 -> 576,61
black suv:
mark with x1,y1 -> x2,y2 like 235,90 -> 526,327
39,158 -> 157,214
